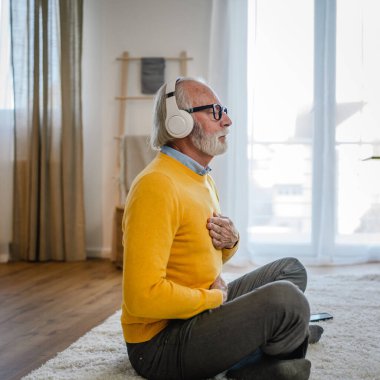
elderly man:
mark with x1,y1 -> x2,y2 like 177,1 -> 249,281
121,78 -> 316,380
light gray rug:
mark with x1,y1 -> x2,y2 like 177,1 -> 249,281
23,273 -> 380,380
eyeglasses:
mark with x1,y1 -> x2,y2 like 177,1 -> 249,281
185,104 -> 228,121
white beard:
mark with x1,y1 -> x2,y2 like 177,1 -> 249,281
190,122 -> 228,156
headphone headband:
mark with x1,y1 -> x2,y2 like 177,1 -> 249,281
166,79 -> 176,94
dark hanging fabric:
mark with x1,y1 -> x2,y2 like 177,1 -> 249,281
141,57 -> 165,94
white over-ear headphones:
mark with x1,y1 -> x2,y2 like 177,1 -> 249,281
165,79 -> 194,138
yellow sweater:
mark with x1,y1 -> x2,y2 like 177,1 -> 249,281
121,153 -> 238,343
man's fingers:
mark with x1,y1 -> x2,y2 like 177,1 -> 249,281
210,229 -> 230,244
208,218 -> 230,229
212,238 -> 223,249
209,229 -> 219,238
207,221 -> 222,231
208,224 -> 230,237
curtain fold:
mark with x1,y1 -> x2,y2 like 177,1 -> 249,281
10,0 -> 86,261
312,0 -> 337,261
208,0 -> 250,262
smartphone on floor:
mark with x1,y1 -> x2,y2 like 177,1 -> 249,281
310,312 -> 333,322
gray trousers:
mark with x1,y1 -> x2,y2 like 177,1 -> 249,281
127,257 -> 310,380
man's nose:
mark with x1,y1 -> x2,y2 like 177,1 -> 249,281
221,111 -> 232,127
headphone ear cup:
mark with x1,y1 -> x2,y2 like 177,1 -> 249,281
165,80 -> 194,138
166,110 -> 194,138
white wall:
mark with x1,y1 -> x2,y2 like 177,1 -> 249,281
83,0 -> 212,257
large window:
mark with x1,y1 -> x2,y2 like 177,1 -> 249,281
247,0 -> 380,260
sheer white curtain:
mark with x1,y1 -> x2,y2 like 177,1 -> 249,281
0,0 -> 14,262
207,0 -> 250,263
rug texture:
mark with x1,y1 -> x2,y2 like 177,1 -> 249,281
22,273 -> 380,380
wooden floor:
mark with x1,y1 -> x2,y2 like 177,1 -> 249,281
0,259 -> 123,380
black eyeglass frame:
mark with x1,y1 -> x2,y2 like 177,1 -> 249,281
185,104 -> 228,121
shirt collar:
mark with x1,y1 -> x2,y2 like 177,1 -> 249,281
161,145 -> 212,176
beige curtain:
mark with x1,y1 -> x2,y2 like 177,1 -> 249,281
10,0 -> 86,261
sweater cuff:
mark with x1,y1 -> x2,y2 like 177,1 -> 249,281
207,288 -> 224,308
222,239 -> 239,263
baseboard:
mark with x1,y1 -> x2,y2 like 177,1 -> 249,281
86,247 -> 111,259
0,252 -> 9,263
0,242 -> 10,262
0,247 -> 111,261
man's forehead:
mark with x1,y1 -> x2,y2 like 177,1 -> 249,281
186,82 -> 219,106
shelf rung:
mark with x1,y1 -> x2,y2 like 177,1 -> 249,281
117,56 -> 193,62
115,96 -> 154,100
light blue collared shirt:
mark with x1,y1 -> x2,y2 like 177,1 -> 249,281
161,145 -> 212,176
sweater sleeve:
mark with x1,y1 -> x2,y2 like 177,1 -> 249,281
122,172 -> 223,320
222,240 -> 239,263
